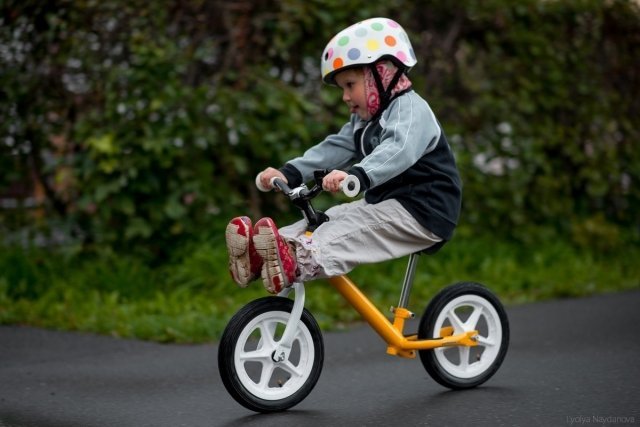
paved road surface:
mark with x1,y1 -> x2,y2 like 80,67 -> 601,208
1,290 -> 639,427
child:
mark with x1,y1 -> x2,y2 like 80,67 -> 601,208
226,17 -> 462,294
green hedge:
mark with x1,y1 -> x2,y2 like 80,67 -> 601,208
1,0 -> 638,260
2,237 -> 638,342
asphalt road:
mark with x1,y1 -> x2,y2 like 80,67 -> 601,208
1,290 -> 639,427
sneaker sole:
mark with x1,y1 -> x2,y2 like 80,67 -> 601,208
253,225 -> 287,293
225,222 -> 253,287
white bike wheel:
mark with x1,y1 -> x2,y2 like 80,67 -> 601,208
418,282 -> 509,389
234,310 -> 315,400
218,297 -> 323,412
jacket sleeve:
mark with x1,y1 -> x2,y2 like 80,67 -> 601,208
280,116 -> 359,186
350,93 -> 441,190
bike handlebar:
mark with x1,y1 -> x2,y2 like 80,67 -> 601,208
255,171 -> 360,198
254,170 -> 359,230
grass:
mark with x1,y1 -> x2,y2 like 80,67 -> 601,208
1,235 -> 638,343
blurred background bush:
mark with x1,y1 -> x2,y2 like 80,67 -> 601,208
1,0 -> 638,341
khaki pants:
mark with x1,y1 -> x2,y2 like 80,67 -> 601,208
279,198 -> 442,282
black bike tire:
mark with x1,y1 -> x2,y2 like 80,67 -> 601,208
218,296 -> 324,412
418,282 -> 509,389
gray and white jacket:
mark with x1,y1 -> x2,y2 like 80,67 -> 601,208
280,90 -> 462,241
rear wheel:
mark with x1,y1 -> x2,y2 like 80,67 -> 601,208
418,282 -> 509,389
218,297 -> 324,412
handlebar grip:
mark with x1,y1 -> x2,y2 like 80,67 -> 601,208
270,177 -> 282,190
255,173 -> 291,193
271,177 -> 292,193
255,173 -> 270,192
340,175 -> 360,197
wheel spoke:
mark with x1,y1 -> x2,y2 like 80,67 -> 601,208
281,359 -> 304,378
464,304 -> 483,330
447,308 -> 465,332
258,319 -> 279,348
476,335 -> 496,347
239,348 -> 272,362
257,361 -> 276,390
457,346 -> 470,371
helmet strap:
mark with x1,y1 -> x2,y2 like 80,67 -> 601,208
369,64 -> 407,121
370,63 -> 387,103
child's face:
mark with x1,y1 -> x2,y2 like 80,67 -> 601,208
335,68 -> 369,120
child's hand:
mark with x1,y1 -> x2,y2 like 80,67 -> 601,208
257,167 -> 287,191
322,170 -> 348,193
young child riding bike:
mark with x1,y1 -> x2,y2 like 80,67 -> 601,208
225,17 -> 462,294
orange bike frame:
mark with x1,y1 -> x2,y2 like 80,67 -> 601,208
328,272 -> 478,359
275,231 -> 477,362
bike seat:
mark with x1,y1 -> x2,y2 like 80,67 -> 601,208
419,240 -> 446,255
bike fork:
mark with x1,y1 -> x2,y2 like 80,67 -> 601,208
272,282 -> 306,362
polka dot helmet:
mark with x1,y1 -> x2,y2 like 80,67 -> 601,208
321,17 -> 417,85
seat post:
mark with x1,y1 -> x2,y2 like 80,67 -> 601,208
398,253 -> 420,309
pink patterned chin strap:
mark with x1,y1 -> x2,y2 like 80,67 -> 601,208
364,60 -> 413,119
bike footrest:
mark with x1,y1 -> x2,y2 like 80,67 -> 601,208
386,345 -> 416,359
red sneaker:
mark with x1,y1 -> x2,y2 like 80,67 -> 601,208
253,217 -> 297,294
225,216 -> 262,287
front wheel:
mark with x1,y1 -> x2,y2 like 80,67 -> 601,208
418,282 -> 509,389
218,297 -> 324,412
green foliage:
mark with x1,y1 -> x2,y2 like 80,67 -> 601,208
1,237 -> 638,343
395,0 -> 640,243
2,0 -> 639,256
1,1 -> 639,340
